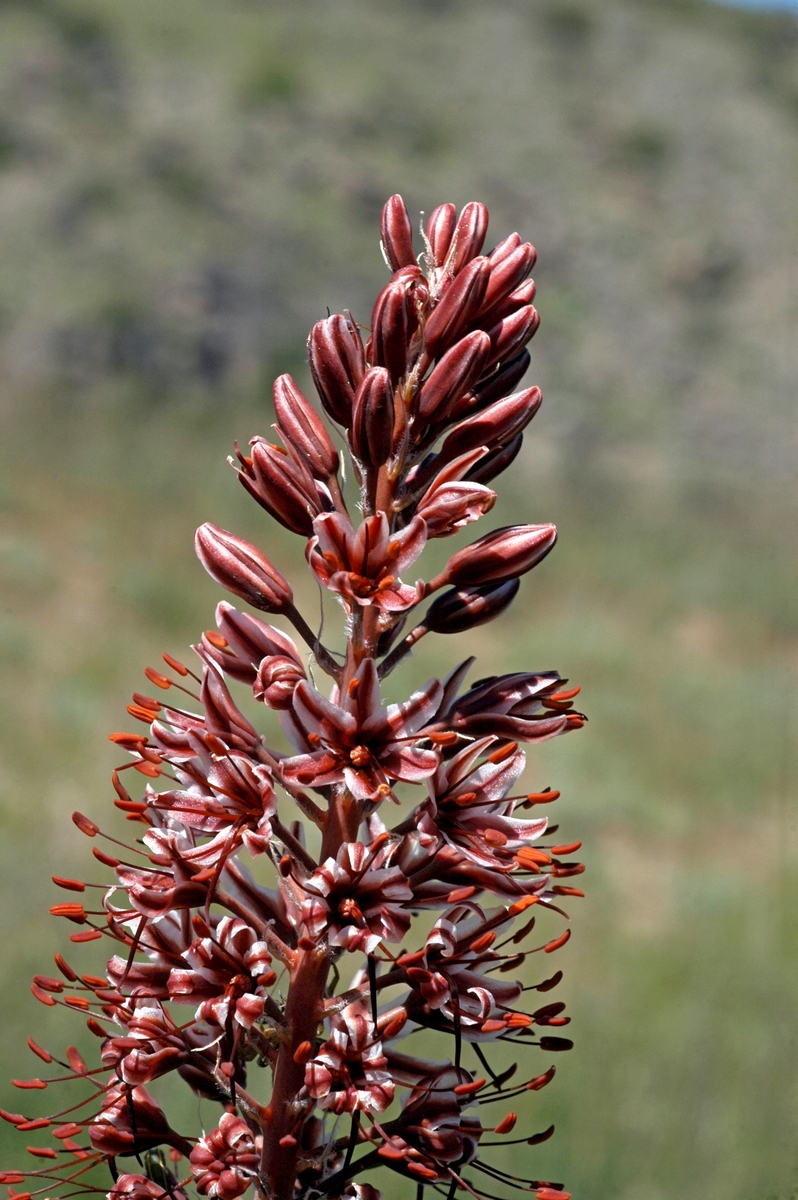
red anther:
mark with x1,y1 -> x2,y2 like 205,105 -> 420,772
494,1112 -> 517,1134
137,746 -> 162,765
381,194 -> 416,271
71,812 -> 98,837
12,1080 -> 46,1089
488,741 -> 518,764
515,847 -> 552,867
279,1135 -> 298,1147
162,652 -> 189,675
69,930 -> 102,943
16,1119 -> 50,1132
446,885 -> 476,903
566,713 -> 585,728
92,848 -> 119,868
406,1163 -> 438,1180
86,1019 -> 106,1038
0,1110 -> 25,1125
469,931 -> 496,952
132,761 -> 161,778
203,733 -> 228,757
52,877 -> 85,893
0,1174 -> 26,1185
205,630 -> 227,649
552,886 -> 585,898
279,854 -> 293,877
144,667 -> 172,689
108,732 -> 146,747
380,1010 -> 408,1039
111,771 -> 132,802
27,1038 -> 52,1062
525,790 -> 560,806
396,949 -> 426,967
507,895 -> 539,916
427,731 -> 459,747
114,799 -> 148,814
65,997 -> 90,1011
81,974 -> 108,988
551,863 -> 585,878
49,903 -> 86,922
506,1013 -> 533,1028
26,1147 -> 57,1160
544,930 -> 572,954
132,693 -> 161,712
127,704 -> 157,723
53,1124 -> 83,1139
536,1190 -> 570,1200
527,1066 -> 557,1091
481,1019 -> 506,1033
483,828 -> 507,846
550,842 -> 582,856
292,1041 -> 313,1065
550,686 -> 580,702
54,953 -> 77,982
32,976 -> 62,994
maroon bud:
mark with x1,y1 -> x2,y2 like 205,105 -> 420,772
450,202 -> 489,273
253,655 -> 305,709
449,349 -> 531,422
351,367 -> 395,468
484,305 -> 540,371
195,524 -> 293,613
480,242 -> 536,316
381,194 -> 416,272
436,524 -> 557,589
273,374 -> 339,479
465,432 -> 524,484
308,313 -> 366,427
438,387 -> 542,466
235,439 -> 322,536
370,276 -> 419,384
425,578 -> 520,634
423,256 -> 490,357
482,278 -> 537,326
488,232 -> 522,266
425,203 -> 457,268
415,330 -> 491,424
201,668 -> 260,751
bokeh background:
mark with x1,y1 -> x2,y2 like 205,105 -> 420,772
0,1 -> 796,1198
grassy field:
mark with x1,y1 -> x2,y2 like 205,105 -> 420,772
0,2 -> 796,1198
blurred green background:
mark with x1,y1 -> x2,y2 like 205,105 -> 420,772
0,0 -> 796,1197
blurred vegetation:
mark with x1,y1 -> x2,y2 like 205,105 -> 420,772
0,0 -> 796,1198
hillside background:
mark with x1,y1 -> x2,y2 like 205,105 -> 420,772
0,1 -> 796,1198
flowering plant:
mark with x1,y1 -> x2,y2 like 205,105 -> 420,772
1,196 -> 585,1200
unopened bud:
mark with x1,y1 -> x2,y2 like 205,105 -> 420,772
351,367 -> 395,468
235,439 -> 323,536
195,524 -> 293,613
423,256 -> 490,357
439,387 -> 542,466
273,374 -> 339,479
415,330 -> 490,424
450,201 -> 489,273
480,242 -> 536,316
484,304 -> 540,371
380,194 -> 416,271
465,432 -> 525,485
425,578 -> 520,634
437,524 -> 557,589
425,202 -> 457,268
308,312 -> 366,427
253,656 -> 305,709
452,348 -> 531,421
370,276 -> 419,385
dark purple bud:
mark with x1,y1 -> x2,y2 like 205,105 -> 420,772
195,524 -> 293,613
438,387 -> 542,466
465,432 -> 524,484
235,439 -> 321,536
450,202 -> 489,273
423,256 -> 490,357
351,367 -> 395,468
415,330 -> 491,424
480,242 -> 536,316
436,523 -> 557,589
484,305 -> 540,371
370,275 -> 419,384
424,578 -> 520,633
273,374 -> 339,479
381,194 -> 416,272
308,312 -> 366,427
449,349 -> 531,422
425,203 -> 457,268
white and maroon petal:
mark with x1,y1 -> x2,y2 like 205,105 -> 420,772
292,681 -> 358,743
381,743 -> 441,783
280,749 -> 344,789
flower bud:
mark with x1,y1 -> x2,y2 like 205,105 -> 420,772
380,194 -> 416,271
351,367 -> 395,468
425,203 -> 457,268
253,656 -> 305,709
370,276 -> 419,384
195,524 -> 293,613
465,432 -> 524,484
205,602 -> 301,684
415,330 -> 490,424
235,439 -> 322,536
423,256 -> 490,357
450,201 -> 489,273
488,231 -> 521,265
273,374 -> 339,479
416,479 -> 495,538
308,312 -> 366,427
480,242 -> 536,316
438,387 -> 542,466
424,578 -> 520,633
482,278 -> 537,326
449,349 -> 531,422
438,524 -> 557,588
484,305 -> 540,371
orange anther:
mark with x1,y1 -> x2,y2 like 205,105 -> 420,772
488,741 -> 518,764
543,929 -> 572,954
52,877 -> 85,893
507,895 -> 539,916
144,667 -> 172,690
550,841 -> 582,856
163,652 -> 189,675
494,1112 -> 517,1134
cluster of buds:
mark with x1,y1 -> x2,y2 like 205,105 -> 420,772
1,196 -> 586,1200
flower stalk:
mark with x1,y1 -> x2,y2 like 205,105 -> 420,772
1,195 -> 585,1200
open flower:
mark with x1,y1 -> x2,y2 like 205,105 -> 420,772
307,511 -> 426,611
305,1002 -> 394,1114
191,1113 -> 262,1200
281,657 -> 442,799
300,840 -> 412,952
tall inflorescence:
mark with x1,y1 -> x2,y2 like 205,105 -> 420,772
1,197 -> 586,1200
